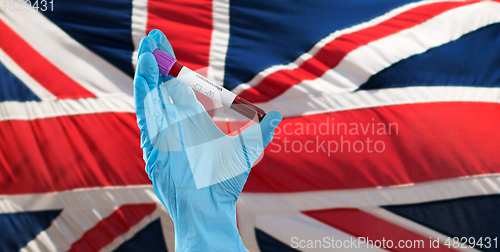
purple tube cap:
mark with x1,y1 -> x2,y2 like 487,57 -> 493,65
152,49 -> 177,76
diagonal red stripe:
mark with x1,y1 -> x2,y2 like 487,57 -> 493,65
304,208 -> 458,251
238,1 -> 480,103
67,203 -> 157,252
0,19 -> 95,99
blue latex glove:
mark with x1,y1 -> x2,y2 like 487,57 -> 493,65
133,29 -> 282,252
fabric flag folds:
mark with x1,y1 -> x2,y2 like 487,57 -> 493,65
1,0 -> 500,251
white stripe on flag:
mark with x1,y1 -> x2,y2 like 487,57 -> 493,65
0,185 -> 158,213
0,48 -> 56,101
286,1 -> 500,96
254,213 -> 387,252
0,9 -> 133,96
20,208 -> 117,252
131,0 -> 149,68
364,208 -> 481,252
231,0 -> 469,94
99,209 -> 175,252
0,95 -> 134,121
0,186 -> 175,252
214,86 -> 500,120
209,0 -> 231,85
237,173 -> 500,214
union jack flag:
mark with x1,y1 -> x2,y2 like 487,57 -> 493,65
1,0 -> 500,251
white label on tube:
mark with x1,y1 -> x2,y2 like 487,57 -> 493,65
176,67 -> 236,108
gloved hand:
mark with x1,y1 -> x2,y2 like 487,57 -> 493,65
133,29 -> 282,252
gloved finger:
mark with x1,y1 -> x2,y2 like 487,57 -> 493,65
148,29 -> 175,85
136,36 -> 178,130
134,53 -> 163,149
241,111 -> 282,147
137,36 -> 158,81
135,52 -> 177,127
258,111 -> 283,148
134,76 -> 161,150
138,36 -> 177,117
148,29 -> 203,113
137,36 -> 175,114
148,29 -> 175,57
238,111 -> 282,167
136,38 -> 159,89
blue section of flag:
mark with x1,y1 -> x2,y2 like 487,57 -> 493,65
255,228 -> 299,252
42,0 -> 135,77
0,210 -> 62,251
383,195 -> 500,252
224,0 -> 418,90
360,23 -> 500,90
0,61 -> 41,102
113,218 -> 168,252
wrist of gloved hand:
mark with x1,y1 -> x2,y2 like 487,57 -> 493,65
174,202 -> 246,252
152,170 -> 248,252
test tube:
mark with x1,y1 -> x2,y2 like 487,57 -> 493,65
152,49 -> 266,122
